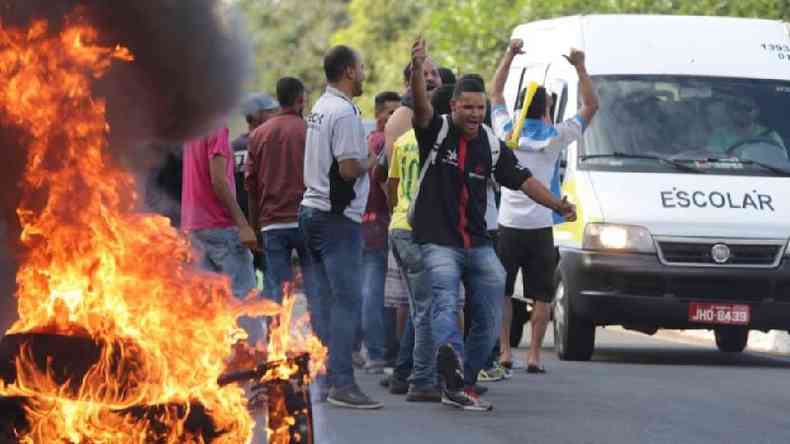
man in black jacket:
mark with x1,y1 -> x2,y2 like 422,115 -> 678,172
408,37 -> 575,411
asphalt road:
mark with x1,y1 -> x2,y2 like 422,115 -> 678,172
313,328 -> 790,444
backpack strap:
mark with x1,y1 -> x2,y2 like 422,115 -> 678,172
417,115 -> 449,185
408,115 -> 449,226
482,123 -> 501,183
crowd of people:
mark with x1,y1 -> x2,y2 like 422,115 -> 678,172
179,35 -> 598,412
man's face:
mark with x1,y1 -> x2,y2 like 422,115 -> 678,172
451,92 -> 487,138
423,59 -> 442,92
375,100 -> 400,131
403,59 -> 442,92
348,53 -> 366,98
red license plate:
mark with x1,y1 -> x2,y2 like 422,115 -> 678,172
688,303 -> 750,325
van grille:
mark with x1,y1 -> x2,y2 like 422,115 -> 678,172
666,278 -> 769,302
657,241 -> 783,267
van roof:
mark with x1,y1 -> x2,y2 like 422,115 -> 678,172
512,15 -> 790,80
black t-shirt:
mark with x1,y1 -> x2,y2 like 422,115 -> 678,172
413,114 -> 532,248
231,133 -> 250,218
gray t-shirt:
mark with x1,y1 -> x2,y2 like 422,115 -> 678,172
301,86 -> 370,223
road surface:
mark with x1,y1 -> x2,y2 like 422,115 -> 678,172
314,328 -> 790,444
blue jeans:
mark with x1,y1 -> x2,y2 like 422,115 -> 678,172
190,227 -> 261,344
261,227 -> 311,303
361,248 -> 387,362
390,229 -> 435,388
393,314 -> 414,382
421,243 -> 505,387
299,206 -> 363,389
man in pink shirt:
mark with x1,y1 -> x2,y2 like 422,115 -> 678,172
181,126 -> 260,340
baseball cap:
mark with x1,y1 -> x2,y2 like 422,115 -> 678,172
241,92 -> 279,116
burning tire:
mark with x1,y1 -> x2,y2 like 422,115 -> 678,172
0,333 -> 226,443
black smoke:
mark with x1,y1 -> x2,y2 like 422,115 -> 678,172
0,0 -> 252,327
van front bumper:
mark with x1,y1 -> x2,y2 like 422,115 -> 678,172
560,249 -> 790,330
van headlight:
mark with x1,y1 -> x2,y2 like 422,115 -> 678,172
583,224 -> 656,253
785,240 -> 790,257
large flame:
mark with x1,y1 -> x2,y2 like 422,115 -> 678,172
0,11 -> 325,444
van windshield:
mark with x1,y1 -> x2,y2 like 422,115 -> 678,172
581,76 -> 790,176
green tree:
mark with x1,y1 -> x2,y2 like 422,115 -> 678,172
332,0 -> 790,118
331,0 -> 425,116
237,0 -> 350,101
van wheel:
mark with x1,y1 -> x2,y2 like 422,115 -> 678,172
553,273 -> 595,361
715,326 -> 749,353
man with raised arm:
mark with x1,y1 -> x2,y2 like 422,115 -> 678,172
408,37 -> 576,411
490,39 -> 598,374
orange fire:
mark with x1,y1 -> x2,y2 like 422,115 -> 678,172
259,286 -> 327,444
0,11 -> 325,444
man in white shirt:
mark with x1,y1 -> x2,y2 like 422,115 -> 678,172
490,39 -> 599,372
299,45 -> 382,409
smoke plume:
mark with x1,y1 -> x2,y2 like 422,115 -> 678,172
0,0 -> 252,323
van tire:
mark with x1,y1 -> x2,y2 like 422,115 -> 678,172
715,326 -> 749,353
553,272 -> 595,361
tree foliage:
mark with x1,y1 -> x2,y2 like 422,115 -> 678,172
237,0 -> 350,98
331,0 -> 790,115
236,0 -> 790,118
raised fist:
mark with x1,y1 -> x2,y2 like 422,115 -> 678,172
563,48 -> 586,68
412,37 -> 427,66
508,39 -> 525,55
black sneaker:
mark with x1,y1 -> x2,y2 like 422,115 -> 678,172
436,344 -> 464,392
327,385 -> 383,410
406,385 -> 441,403
388,375 -> 409,395
441,387 -> 493,412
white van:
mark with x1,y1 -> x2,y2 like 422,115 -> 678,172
504,15 -> 790,360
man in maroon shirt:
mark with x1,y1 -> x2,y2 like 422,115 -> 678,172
359,91 -> 401,372
245,77 -> 313,306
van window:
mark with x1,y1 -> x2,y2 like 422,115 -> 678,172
548,79 -> 568,124
580,75 -> 790,176
512,65 -> 548,114
512,68 -> 526,114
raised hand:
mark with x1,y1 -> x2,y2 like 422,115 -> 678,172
508,39 -> 525,56
563,48 -> 586,68
412,36 -> 427,67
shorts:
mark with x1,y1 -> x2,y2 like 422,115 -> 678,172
496,225 -> 556,303
384,249 -> 409,308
